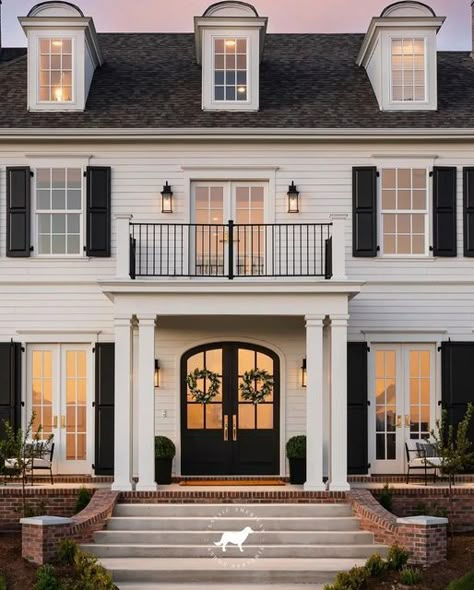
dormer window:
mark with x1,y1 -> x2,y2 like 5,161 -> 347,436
391,38 -> 425,103
357,1 -> 445,112
195,2 -> 267,112
19,2 -> 103,112
39,38 -> 73,103
213,37 -> 248,102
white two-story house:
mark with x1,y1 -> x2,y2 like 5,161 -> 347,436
0,0 -> 473,492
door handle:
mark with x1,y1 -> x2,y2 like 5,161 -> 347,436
396,415 -> 402,429
61,415 -> 66,429
405,415 -> 410,428
53,415 -> 58,428
232,414 -> 237,441
224,415 -> 229,441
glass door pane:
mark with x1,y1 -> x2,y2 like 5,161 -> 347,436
374,350 -> 397,461
192,185 -> 225,276
31,350 -> 54,439
65,350 -> 87,461
186,348 -> 223,430
407,349 -> 432,440
234,184 -> 265,276
237,348 -> 274,431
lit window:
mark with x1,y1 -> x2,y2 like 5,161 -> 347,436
213,37 -> 247,102
39,38 -> 73,102
391,38 -> 425,102
36,168 -> 82,255
381,168 -> 428,256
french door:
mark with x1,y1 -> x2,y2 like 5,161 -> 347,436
191,182 -> 267,276
369,344 -> 436,474
27,344 -> 92,474
181,342 -> 280,475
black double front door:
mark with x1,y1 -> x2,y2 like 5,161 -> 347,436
181,342 -> 280,476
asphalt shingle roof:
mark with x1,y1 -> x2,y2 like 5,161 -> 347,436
0,33 -> 473,129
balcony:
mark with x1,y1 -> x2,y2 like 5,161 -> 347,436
115,215 -> 347,282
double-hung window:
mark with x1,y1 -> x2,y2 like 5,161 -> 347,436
35,168 -> 83,256
391,38 -> 425,103
38,38 -> 73,103
381,168 -> 429,256
213,37 -> 248,102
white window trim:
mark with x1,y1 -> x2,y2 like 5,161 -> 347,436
37,36 -> 76,105
378,167 -> 431,258
211,35 -> 249,105
33,165 -> 85,258
202,27 -> 260,112
389,36 -> 427,105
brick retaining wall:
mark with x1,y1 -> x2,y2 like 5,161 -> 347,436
119,490 -> 347,503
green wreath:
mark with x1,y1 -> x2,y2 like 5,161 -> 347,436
186,368 -> 221,404
239,369 -> 274,404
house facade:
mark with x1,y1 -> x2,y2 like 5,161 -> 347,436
0,0 -> 474,492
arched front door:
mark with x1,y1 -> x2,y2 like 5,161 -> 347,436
181,342 -> 280,475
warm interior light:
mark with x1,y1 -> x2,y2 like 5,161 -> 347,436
54,87 -> 64,101
154,360 -> 160,388
225,39 -> 236,47
237,86 -> 246,94
52,40 -> 63,47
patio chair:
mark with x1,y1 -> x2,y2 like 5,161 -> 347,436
405,440 -> 442,486
4,440 -> 55,486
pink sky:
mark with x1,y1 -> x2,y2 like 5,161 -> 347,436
2,0 -> 471,50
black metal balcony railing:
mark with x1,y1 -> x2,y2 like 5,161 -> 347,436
129,221 -> 333,280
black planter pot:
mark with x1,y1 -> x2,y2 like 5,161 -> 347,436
155,457 -> 173,485
289,457 -> 306,484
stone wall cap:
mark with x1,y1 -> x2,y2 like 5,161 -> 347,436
396,515 -> 449,526
20,515 -> 74,526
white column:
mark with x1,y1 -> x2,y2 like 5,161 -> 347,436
329,314 -> 350,492
329,214 -> 348,280
304,315 -> 327,491
111,315 -> 134,491
115,213 -> 133,279
136,314 -> 158,491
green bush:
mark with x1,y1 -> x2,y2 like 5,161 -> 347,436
447,571 -> 474,590
0,573 -> 6,590
364,553 -> 387,577
323,566 -> 369,590
387,544 -> 410,571
34,564 -> 62,590
73,549 -> 115,590
75,486 -> 92,514
286,435 -> 306,459
399,566 -> 422,585
154,436 -> 176,459
378,483 -> 393,513
57,539 -> 79,566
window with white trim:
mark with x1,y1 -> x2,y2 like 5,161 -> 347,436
213,37 -> 248,102
391,38 -> 425,103
38,38 -> 73,103
381,168 -> 428,256
35,168 -> 83,256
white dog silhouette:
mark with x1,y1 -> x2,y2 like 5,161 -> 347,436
214,526 -> 254,552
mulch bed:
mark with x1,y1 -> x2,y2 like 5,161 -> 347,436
0,533 -> 37,590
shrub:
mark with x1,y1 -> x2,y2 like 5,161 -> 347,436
73,550 -> 115,590
75,486 -> 92,514
286,435 -> 306,459
447,571 -> 474,590
387,544 -> 410,571
400,566 -> 422,585
378,483 -> 393,513
364,553 -> 387,577
323,566 -> 369,590
57,539 -> 79,566
154,436 -> 176,459
34,564 -> 62,590
0,574 -> 6,590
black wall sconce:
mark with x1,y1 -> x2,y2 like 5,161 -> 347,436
161,182 -> 173,213
287,181 -> 300,213
154,359 -> 160,388
301,358 -> 307,388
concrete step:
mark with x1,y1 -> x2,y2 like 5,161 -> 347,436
106,516 -> 361,532
114,503 -> 353,518
94,529 -> 375,546
100,557 -> 367,585
117,584 -> 326,590
83,542 -> 388,559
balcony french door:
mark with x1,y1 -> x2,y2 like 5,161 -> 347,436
369,344 -> 436,474
191,182 -> 266,277
26,344 -> 92,474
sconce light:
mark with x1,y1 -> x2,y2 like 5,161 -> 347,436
301,358 -> 307,388
154,359 -> 160,388
161,181 -> 173,214
287,181 -> 299,213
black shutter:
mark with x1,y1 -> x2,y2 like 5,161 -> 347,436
347,342 -> 369,475
441,341 -> 474,451
432,167 -> 457,257
463,168 -> 474,257
94,343 -> 115,475
0,342 -> 22,440
352,167 -> 377,257
86,167 -> 111,257
6,167 -> 31,257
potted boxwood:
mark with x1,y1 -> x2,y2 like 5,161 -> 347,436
286,435 -> 306,484
155,436 -> 176,485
